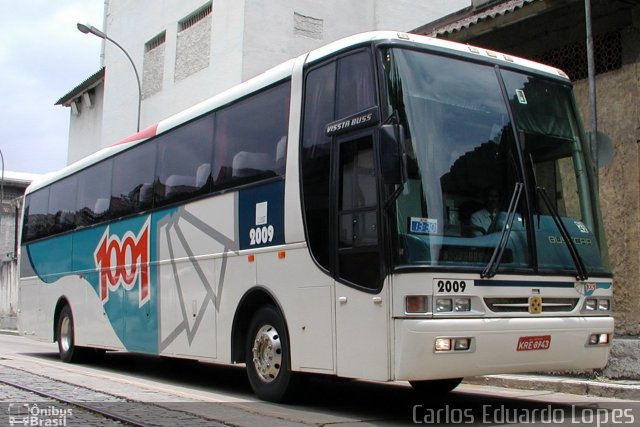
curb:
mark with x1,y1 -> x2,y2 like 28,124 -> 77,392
464,375 -> 640,401
0,329 -> 19,336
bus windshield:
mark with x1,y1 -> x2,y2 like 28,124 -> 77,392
381,47 -> 610,276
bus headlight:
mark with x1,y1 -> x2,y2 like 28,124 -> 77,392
598,299 -> 610,311
588,333 -> 610,346
434,338 -> 452,352
583,298 -> 610,312
435,298 -> 453,312
435,297 -> 472,313
454,338 -> 471,351
454,298 -> 471,312
435,337 -> 473,353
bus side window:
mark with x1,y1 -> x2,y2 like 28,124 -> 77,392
155,113 -> 214,206
212,82 -> 290,190
23,188 -> 50,242
76,160 -> 112,226
338,137 -> 378,247
48,175 -> 78,234
336,51 -> 376,118
110,142 -> 156,218
337,135 -> 380,289
301,61 -> 336,272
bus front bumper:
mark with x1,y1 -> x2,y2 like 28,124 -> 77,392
394,316 -> 613,381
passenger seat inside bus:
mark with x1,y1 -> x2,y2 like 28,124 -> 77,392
93,198 -> 110,215
162,163 -> 211,199
275,136 -> 287,175
165,174 -> 195,197
195,163 -> 211,188
232,151 -> 273,178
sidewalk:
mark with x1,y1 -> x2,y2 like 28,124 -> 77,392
465,374 -> 640,401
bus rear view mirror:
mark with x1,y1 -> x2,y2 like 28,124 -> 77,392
591,131 -> 613,168
379,123 -> 407,185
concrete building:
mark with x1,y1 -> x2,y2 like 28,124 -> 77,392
414,0 -> 640,377
0,171 -> 40,329
58,0 -> 468,163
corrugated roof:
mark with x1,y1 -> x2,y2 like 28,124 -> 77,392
55,67 -> 105,106
2,171 -> 42,185
427,0 -> 540,37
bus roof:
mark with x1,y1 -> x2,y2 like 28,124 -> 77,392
306,31 -> 569,80
28,31 -> 568,194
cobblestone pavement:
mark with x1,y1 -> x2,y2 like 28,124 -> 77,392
0,364 -> 230,426
1,382 -> 121,426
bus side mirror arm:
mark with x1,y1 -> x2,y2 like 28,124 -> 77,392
379,123 -> 408,186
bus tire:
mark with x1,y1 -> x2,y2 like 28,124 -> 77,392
409,378 -> 463,395
245,305 -> 297,402
57,305 -> 85,363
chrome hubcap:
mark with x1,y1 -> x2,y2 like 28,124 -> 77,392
251,324 -> 282,383
60,316 -> 72,353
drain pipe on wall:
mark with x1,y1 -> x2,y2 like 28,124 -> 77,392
585,0 -> 598,176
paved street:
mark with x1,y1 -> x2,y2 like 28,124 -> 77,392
0,333 -> 638,426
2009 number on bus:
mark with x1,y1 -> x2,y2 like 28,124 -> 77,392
249,225 -> 275,246
436,280 -> 466,293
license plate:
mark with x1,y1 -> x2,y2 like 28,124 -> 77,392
516,335 -> 551,351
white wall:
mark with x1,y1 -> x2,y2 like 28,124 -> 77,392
241,0 -> 469,81
100,0 -> 246,146
68,0 -> 471,157
67,84 -> 104,164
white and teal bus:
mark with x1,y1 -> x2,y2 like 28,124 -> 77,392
19,32 -> 613,402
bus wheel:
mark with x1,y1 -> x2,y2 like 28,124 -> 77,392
246,306 -> 296,402
409,378 -> 463,395
57,305 -> 84,363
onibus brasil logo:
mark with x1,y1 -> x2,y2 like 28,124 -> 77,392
94,218 -> 150,307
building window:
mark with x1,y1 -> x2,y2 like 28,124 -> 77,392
142,31 -> 166,99
145,32 -> 166,53
175,2 -> 212,82
294,12 -> 323,40
179,2 -> 212,32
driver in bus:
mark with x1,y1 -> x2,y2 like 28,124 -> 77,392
470,187 -> 500,235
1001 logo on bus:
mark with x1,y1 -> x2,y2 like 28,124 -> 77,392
94,218 -> 150,307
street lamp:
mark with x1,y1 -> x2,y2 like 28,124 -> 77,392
77,23 -> 142,132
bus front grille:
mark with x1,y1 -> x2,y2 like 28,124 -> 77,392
484,297 -> 579,313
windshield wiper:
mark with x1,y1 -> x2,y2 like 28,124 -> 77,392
482,182 -> 524,278
537,186 -> 589,281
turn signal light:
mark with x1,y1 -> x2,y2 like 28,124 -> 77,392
406,296 -> 428,314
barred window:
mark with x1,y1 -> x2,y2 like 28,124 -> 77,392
532,31 -> 622,81
179,2 -> 212,32
143,31 -> 166,98
145,32 -> 166,53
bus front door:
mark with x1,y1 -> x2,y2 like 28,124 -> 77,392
334,132 -> 390,381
